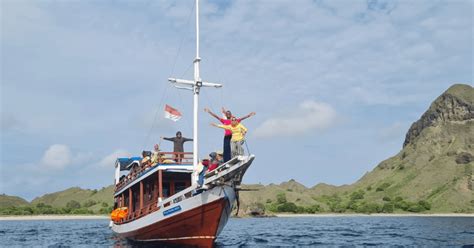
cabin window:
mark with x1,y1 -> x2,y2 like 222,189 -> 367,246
124,194 -> 129,209
163,182 -> 170,198
133,190 -> 139,212
146,183 -> 152,201
174,182 -> 186,194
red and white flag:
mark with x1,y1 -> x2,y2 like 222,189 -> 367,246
164,104 -> 182,122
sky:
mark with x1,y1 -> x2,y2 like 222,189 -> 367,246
1,0 -> 472,201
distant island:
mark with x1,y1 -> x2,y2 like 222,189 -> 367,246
1,84 -> 473,217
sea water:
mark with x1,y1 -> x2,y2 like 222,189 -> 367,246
0,216 -> 473,247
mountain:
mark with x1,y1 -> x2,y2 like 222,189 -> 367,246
0,194 -> 29,208
238,84 -> 474,214
346,84 -> 473,212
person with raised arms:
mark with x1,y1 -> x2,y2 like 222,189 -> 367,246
161,131 -> 193,163
204,107 -> 255,162
211,117 -> 248,158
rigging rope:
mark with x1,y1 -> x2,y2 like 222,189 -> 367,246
142,2 -> 196,151
244,140 -> 251,155
142,83 -> 170,150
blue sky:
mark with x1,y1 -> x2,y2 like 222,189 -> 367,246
1,0 -> 472,200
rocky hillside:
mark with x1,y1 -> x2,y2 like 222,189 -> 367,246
404,84 -> 474,147
238,84 -> 473,215
348,84 -> 473,212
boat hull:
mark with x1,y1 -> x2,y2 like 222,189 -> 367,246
113,185 -> 235,247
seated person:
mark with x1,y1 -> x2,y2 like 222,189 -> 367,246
216,151 -> 224,164
197,159 -> 210,188
151,144 -> 161,165
208,152 -> 220,172
141,151 -> 152,168
119,175 -> 126,183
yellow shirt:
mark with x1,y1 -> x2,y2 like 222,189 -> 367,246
151,151 -> 160,164
218,123 -> 247,141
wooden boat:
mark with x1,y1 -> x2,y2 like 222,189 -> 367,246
110,1 -> 255,247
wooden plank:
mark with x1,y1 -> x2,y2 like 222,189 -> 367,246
170,180 -> 175,196
140,181 -> 144,211
153,173 -> 158,201
158,169 -> 163,200
128,188 -> 132,213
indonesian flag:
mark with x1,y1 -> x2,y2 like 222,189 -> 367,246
164,104 -> 182,122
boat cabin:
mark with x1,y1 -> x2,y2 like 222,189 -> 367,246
112,152 -> 193,223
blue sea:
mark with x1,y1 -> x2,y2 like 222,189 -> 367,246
0,216 -> 473,247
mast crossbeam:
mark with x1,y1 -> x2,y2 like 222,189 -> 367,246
167,0 -> 223,186
168,78 -> 222,88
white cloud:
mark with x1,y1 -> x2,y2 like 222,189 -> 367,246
254,100 -> 337,138
41,144 -> 72,169
99,149 -> 131,167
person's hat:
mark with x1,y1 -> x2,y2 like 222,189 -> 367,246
209,152 -> 217,158
216,150 -> 223,155
202,159 -> 210,167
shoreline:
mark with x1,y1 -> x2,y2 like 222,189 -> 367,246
0,215 -> 109,221
275,213 -> 474,217
2,213 -> 473,221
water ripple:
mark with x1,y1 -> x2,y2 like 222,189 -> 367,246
0,217 -> 473,247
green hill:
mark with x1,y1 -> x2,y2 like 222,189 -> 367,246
31,185 -> 114,212
0,194 -> 29,208
0,186 -> 114,215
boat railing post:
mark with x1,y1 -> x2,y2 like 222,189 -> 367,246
158,169 -> 163,202
128,188 -> 132,216
139,181 -> 144,212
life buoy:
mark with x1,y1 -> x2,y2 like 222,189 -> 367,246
110,207 -> 128,222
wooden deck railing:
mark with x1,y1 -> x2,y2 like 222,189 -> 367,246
114,152 -> 193,192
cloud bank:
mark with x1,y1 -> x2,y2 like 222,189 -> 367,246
99,149 -> 132,167
1,0 -> 472,199
41,144 -> 72,169
254,100 -> 337,138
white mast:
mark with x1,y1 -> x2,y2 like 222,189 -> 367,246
168,0 -> 222,185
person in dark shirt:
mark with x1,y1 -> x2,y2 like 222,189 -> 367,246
161,131 -> 193,163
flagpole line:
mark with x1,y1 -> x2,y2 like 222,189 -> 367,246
141,2 -> 195,151
142,82 -> 171,151
244,140 -> 251,155
202,91 -> 216,116
174,60 -> 196,129
220,86 -> 224,112
176,89 -> 191,129
170,1 -> 196,77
